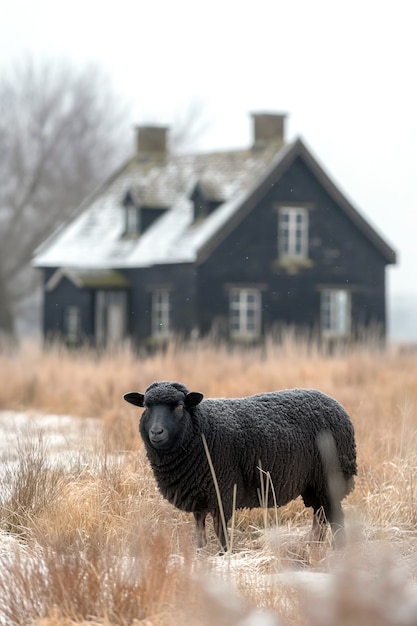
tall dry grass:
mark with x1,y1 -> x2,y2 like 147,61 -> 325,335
0,337 -> 417,624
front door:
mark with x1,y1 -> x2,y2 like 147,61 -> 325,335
95,290 -> 127,348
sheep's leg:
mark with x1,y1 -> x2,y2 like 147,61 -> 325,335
312,501 -> 345,547
304,483 -> 346,547
212,509 -> 228,553
302,486 -> 328,542
326,500 -> 345,548
311,506 -> 328,542
194,512 -> 207,548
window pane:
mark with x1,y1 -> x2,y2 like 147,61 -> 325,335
229,288 -> 261,338
321,290 -> 350,336
321,291 -> 331,330
152,289 -> 171,337
126,206 -> 139,234
278,207 -> 308,259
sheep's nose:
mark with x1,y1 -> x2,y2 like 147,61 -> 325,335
149,424 -> 168,448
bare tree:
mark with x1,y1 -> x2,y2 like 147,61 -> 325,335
0,57 -> 131,339
169,98 -> 212,153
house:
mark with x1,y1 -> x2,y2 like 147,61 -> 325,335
32,112 -> 396,348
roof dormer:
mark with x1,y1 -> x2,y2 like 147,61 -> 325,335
191,180 -> 223,223
122,189 -> 141,237
122,188 -> 169,238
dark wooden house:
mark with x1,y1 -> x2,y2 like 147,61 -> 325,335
33,113 -> 396,348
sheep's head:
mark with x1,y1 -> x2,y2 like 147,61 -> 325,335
124,381 -> 203,451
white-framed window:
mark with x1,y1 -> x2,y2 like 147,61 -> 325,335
229,288 -> 261,339
321,289 -> 351,337
151,289 -> 172,338
278,206 -> 308,259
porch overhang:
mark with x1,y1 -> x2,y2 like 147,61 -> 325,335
46,268 -> 131,292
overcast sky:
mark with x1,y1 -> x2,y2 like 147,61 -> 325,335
1,0 -> 416,305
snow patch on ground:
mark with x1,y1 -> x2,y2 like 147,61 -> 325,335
0,410 -> 101,461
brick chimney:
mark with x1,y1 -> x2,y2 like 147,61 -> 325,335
135,125 -> 168,158
251,112 -> 287,150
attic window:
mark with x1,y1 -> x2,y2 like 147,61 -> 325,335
123,190 -> 140,236
191,182 -> 222,222
126,205 -> 140,234
278,207 -> 308,259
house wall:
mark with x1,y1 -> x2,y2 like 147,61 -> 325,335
41,264 -> 197,347
122,264 -> 197,344
197,155 -> 388,339
42,269 -> 95,342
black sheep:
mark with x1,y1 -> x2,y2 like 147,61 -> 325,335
124,381 -> 357,551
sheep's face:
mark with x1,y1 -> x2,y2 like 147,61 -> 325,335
124,381 -> 203,452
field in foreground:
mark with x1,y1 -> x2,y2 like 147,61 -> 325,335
0,338 -> 417,625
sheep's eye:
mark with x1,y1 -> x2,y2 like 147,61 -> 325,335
176,404 -> 184,412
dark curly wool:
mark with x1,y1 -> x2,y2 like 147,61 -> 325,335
124,381 -> 357,551
143,381 -> 189,405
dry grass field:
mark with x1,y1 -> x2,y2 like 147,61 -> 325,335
0,337 -> 417,625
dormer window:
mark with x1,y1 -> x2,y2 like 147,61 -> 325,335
126,204 -> 140,234
191,181 -> 222,223
123,189 -> 140,236
278,206 -> 309,260
122,189 -> 169,238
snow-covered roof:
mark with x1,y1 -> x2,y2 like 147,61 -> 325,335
33,136 -> 396,270
33,142 -> 289,269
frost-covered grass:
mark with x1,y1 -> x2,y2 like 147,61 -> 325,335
0,338 -> 417,624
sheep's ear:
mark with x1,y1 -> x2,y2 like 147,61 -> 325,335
123,392 -> 145,407
185,392 -> 204,408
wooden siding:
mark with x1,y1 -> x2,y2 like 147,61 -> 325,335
43,268 -> 95,342
122,264 -> 197,344
196,155 -> 387,339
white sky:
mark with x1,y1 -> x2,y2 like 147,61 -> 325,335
1,0 -> 416,301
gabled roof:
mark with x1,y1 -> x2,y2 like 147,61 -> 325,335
33,138 -> 396,270
197,138 -> 397,265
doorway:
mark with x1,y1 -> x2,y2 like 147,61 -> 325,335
95,290 -> 127,348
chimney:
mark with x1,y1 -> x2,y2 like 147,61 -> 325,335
251,112 -> 287,150
135,125 -> 168,158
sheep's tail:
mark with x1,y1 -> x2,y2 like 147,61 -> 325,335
317,430 -> 353,502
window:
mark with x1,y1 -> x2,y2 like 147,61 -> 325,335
126,205 -> 140,235
123,189 -> 140,236
229,288 -> 261,339
321,289 -> 351,337
278,207 -> 308,259
64,306 -> 81,342
151,289 -> 172,338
